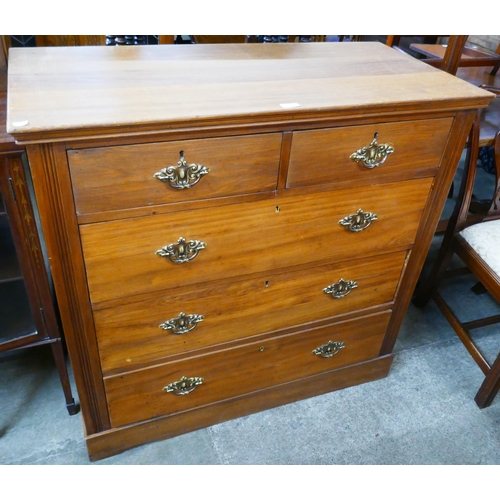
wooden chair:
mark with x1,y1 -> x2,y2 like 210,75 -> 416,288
387,35 -> 469,75
413,97 -> 500,408
409,36 -> 500,76
390,36 -> 500,233
436,60 -> 500,234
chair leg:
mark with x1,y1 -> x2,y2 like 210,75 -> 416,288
50,340 -> 79,415
475,351 -> 500,408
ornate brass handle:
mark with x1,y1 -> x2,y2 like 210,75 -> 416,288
350,133 -> 394,169
312,340 -> 345,358
156,237 -> 207,263
154,150 -> 210,189
323,278 -> 358,299
163,376 -> 204,395
339,209 -> 377,232
159,312 -> 204,335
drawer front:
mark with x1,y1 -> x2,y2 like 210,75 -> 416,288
287,118 -> 453,188
80,177 -> 432,303
95,251 -> 407,373
68,133 -> 282,214
104,310 -> 390,427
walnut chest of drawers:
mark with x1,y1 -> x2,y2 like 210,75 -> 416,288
6,42 -> 493,460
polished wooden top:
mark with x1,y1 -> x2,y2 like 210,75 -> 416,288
6,42 -> 494,143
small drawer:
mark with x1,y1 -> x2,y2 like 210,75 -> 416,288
95,250 -> 407,373
104,310 -> 390,427
67,133 -> 282,214
80,177 -> 432,304
286,118 -> 453,188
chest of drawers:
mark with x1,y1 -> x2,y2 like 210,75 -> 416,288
7,42 -> 493,460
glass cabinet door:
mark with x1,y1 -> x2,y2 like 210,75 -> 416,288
0,158 -> 43,349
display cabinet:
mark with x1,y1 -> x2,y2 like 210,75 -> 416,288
0,89 -> 78,415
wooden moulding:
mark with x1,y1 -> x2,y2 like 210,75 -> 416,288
45,108 -> 473,152
86,354 -> 394,461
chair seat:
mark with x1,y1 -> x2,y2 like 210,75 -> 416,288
459,219 -> 500,276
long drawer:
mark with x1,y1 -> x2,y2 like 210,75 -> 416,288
104,310 -> 391,427
95,250 -> 407,373
286,118 -> 453,188
80,177 -> 433,303
68,133 -> 282,214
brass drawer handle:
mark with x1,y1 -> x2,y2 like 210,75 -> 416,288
156,237 -> 207,263
312,340 -> 345,358
159,312 -> 204,335
154,150 -> 210,189
323,278 -> 358,299
339,208 -> 377,232
163,376 -> 204,396
350,132 -> 394,169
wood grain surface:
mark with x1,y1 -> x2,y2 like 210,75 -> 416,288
94,250 -> 407,373
68,133 -> 282,214
80,178 -> 432,303
104,310 -> 391,427
287,117 -> 453,188
7,43 -> 493,142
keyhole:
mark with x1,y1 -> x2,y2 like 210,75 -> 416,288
276,206 -> 280,212
265,281 -> 269,287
